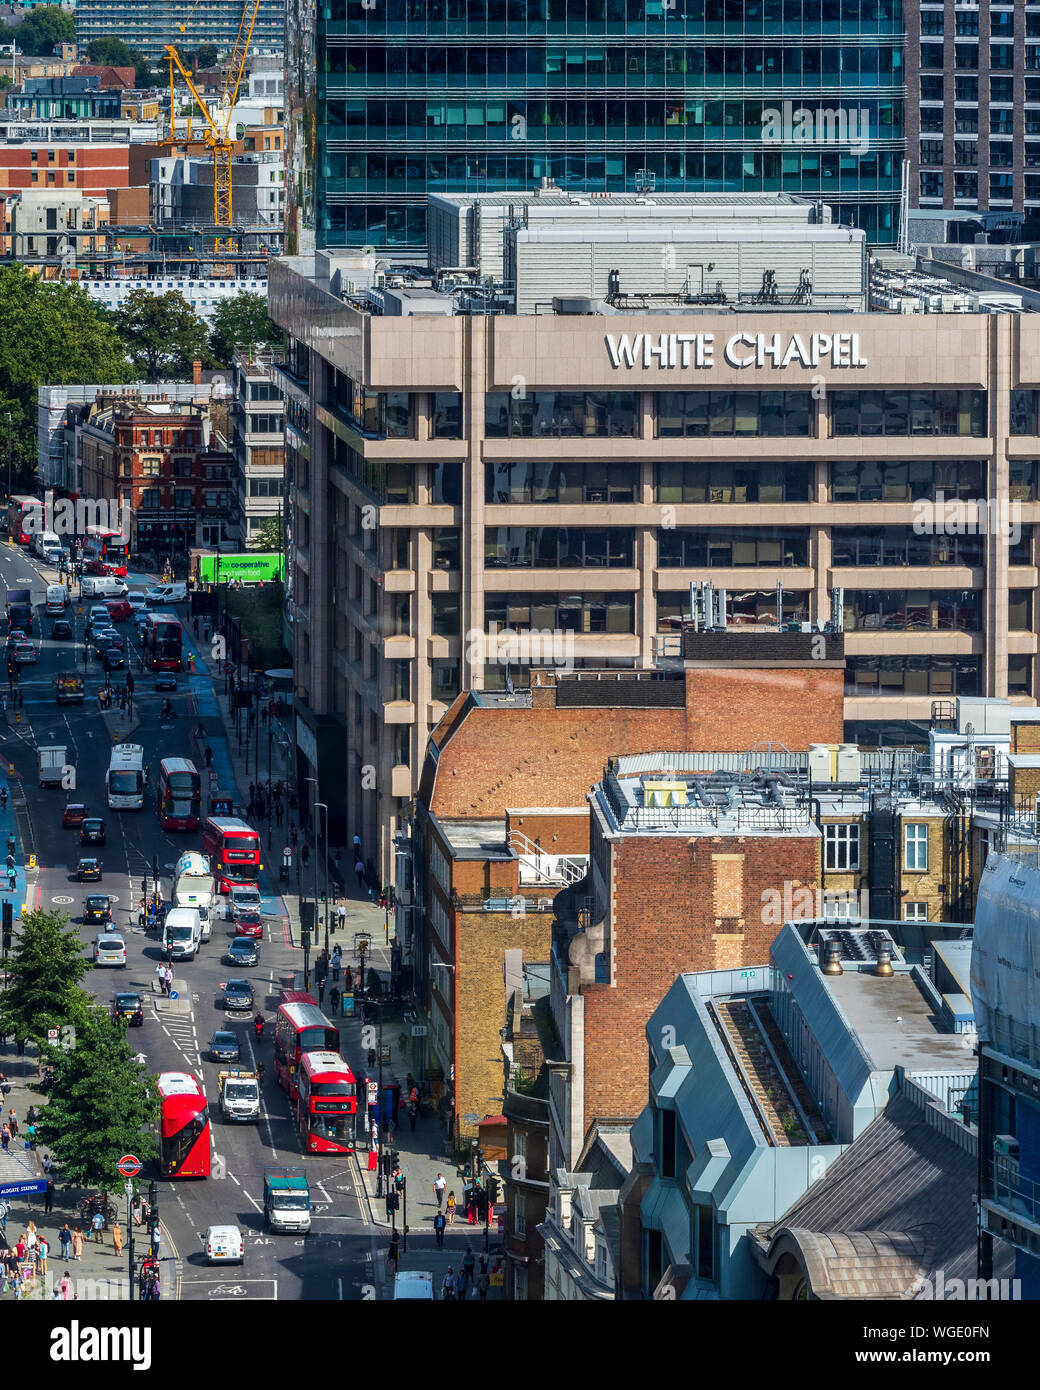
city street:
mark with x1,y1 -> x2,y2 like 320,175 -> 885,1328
0,542 -> 385,1301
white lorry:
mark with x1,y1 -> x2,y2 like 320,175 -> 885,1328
38,745 -> 67,789
218,1069 -> 261,1124
173,851 -> 214,942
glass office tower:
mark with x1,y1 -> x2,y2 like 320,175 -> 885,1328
297,0 -> 905,253
76,0 -> 285,63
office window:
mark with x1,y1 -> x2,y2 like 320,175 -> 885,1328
904,823 -> 929,872
824,823 -> 860,871
903,902 -> 929,922
695,1205 -> 715,1283
514,1191 -> 526,1238
660,1108 -> 676,1179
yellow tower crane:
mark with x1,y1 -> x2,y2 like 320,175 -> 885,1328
162,0 -> 263,259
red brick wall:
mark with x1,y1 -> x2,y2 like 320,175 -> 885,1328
431,666 -> 843,819
505,809 -> 591,856
581,829 -> 821,1122
0,146 -> 130,192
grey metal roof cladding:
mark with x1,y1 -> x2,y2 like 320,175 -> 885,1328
758,1092 -> 1013,1293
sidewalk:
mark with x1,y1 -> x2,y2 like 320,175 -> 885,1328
0,1053 -> 169,1302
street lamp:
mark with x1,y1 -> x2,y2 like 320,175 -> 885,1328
303,776 -> 329,956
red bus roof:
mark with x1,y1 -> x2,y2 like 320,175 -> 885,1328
148,613 -> 182,629
156,1071 -> 207,1129
205,817 -> 257,836
300,1050 -> 356,1082
279,989 -> 317,1009
160,758 -> 199,777
278,1001 -> 335,1033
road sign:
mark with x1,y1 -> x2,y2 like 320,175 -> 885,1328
46,1028 -> 58,1041
116,1154 -> 142,1178
366,1081 -> 378,1102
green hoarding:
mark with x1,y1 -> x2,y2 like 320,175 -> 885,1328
196,552 -> 285,584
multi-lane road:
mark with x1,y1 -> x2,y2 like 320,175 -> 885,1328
0,542 -> 382,1301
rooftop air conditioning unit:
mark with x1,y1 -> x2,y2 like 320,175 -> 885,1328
994,1134 -> 1020,1157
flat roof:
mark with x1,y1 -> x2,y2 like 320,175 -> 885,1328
437,817 -> 510,856
824,969 -> 972,1073
932,939 -> 974,997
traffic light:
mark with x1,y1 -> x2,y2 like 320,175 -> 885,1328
486,1174 -> 501,1204
2,900 -> 11,954
152,855 -> 159,891
392,1190 -> 400,1210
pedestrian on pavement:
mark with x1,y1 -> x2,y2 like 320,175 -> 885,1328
1,1124 -> 9,1154
44,1176 -> 54,1214
112,1220 -> 123,1255
193,616 -> 200,638
331,945 -> 342,982
37,1236 -> 48,1277
188,653 -> 195,674
387,1230 -> 400,1275
408,1100 -> 418,1133
148,1271 -> 160,1300
461,1246 -> 476,1296
90,1210 -> 104,1244
353,832 -> 361,855
247,797 -> 255,819
274,800 -> 283,826
446,1190 -> 456,1225
337,898 -> 346,933
59,1223 -> 72,1262
442,1268 -> 456,1301
205,746 -> 212,768
344,965 -> 353,993
434,1173 -> 446,1210
60,1270 -> 72,1300
476,1269 -> 490,1301
433,1211 -> 446,1247
329,986 -> 340,1016
355,857 -> 366,890
71,1226 -> 84,1260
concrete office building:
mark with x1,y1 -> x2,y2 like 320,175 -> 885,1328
229,348 -> 285,548
908,0 -> 1040,220
270,224 -> 1040,875
287,0 -> 905,254
75,0 -> 285,63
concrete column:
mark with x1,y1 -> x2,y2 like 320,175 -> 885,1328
986,314 -> 1011,698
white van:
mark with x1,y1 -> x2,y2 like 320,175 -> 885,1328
145,583 -> 187,605
203,1224 -> 244,1263
394,1271 -> 435,1300
45,584 -> 67,615
163,906 -> 202,962
33,530 -> 60,559
81,575 -> 128,599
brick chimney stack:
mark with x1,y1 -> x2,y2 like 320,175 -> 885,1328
192,359 -> 203,386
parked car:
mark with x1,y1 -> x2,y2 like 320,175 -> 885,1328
207,1030 -> 240,1062
221,979 -> 254,1012
112,992 -> 143,1026
83,894 -> 111,925
225,936 -> 260,967
77,857 -> 101,882
80,818 -> 106,846
62,803 -> 88,828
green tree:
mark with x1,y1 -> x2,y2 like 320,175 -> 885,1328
195,43 -> 219,68
38,1012 -> 159,1195
85,36 -> 135,67
115,289 -> 211,383
208,291 -> 280,367
249,514 -> 284,551
15,3 -> 76,56
0,908 -> 91,1051
0,267 -> 128,490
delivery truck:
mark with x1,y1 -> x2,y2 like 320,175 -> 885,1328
38,745 -> 67,789
263,1167 -> 311,1233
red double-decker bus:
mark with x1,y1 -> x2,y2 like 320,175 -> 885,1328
146,613 -> 182,672
156,1071 -> 211,1177
6,495 -> 40,545
202,816 -> 261,892
157,757 -> 201,831
82,526 -> 128,576
274,999 -> 340,1101
296,1050 -> 357,1154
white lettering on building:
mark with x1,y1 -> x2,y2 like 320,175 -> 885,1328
605,332 -> 868,370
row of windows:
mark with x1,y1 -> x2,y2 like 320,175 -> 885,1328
824,822 -> 937,874
659,529 -> 808,567
324,197 -> 897,248
832,390 -> 986,438
325,157 -> 902,208
330,0 -> 903,35
329,44 -> 904,85
920,46 -> 1040,78
329,97 -> 903,139
484,590 -> 636,632
919,12 -> 1026,37
485,527 -> 635,568
487,460 -> 636,504
842,589 -> 983,632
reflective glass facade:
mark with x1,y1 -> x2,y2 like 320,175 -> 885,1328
76,0 -> 285,63
303,0 -> 906,250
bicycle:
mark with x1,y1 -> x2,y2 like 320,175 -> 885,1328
76,1193 -> 117,1225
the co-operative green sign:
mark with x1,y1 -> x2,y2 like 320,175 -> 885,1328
196,553 -> 285,584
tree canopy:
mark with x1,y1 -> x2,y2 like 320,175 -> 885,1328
0,908 -> 91,1051
38,1011 -> 159,1194
0,266 -> 128,490
115,289 -> 211,384
249,515 -> 284,552
208,291 -> 281,367
15,4 -> 75,56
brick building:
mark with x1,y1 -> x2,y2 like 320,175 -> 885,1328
75,391 -> 232,553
